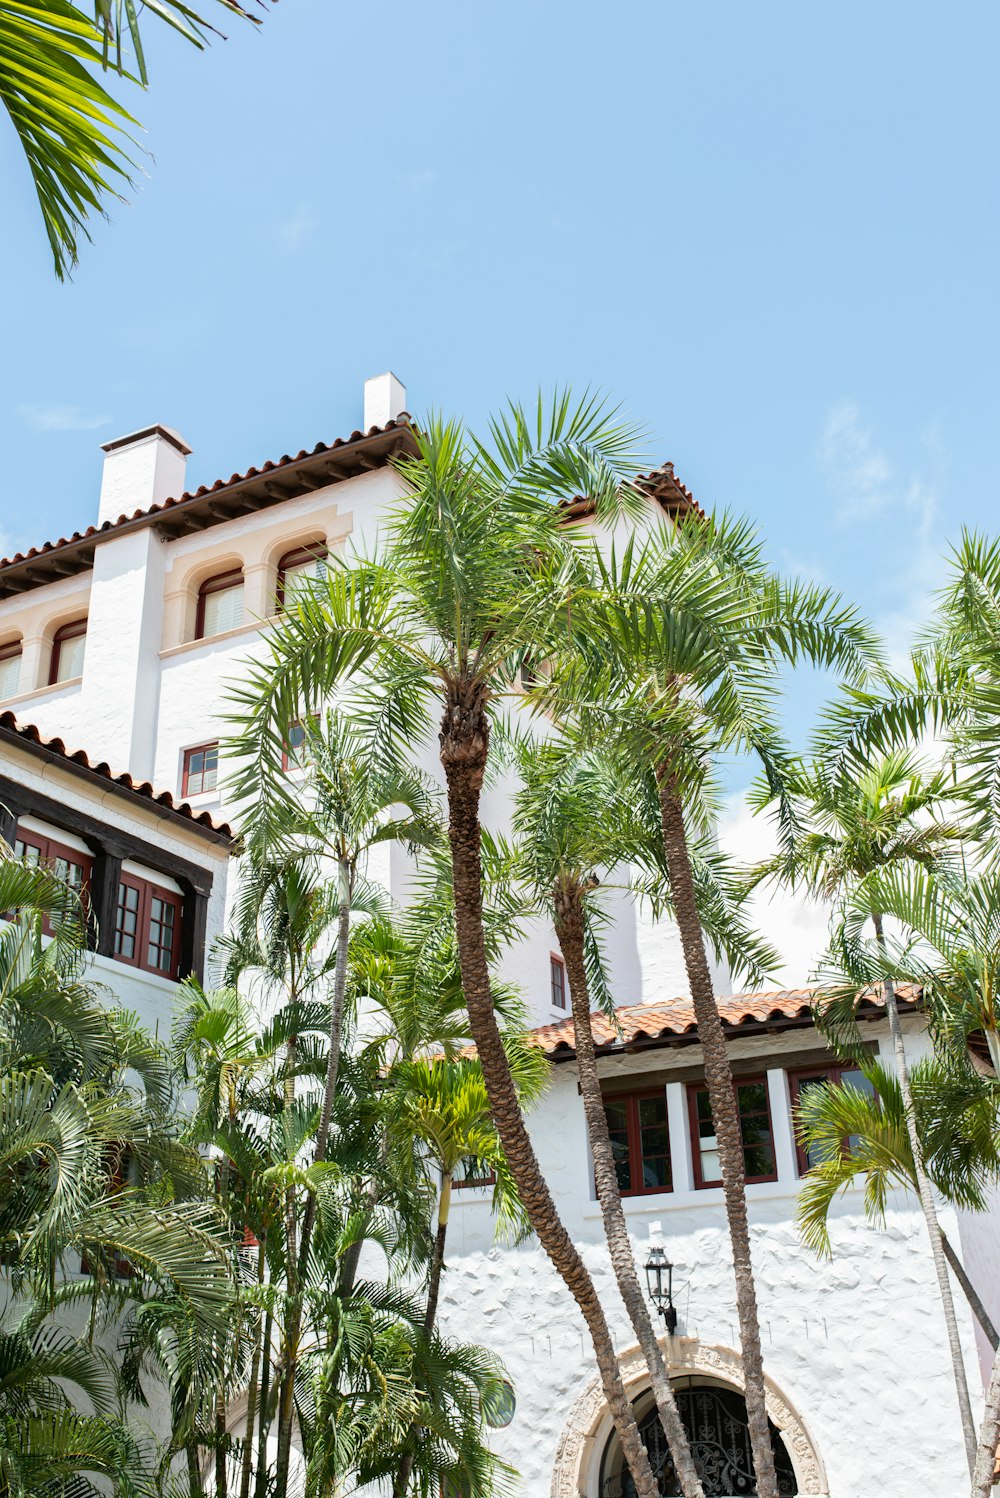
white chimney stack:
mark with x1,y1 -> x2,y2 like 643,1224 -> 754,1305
363,372 -> 407,432
98,425 -> 191,527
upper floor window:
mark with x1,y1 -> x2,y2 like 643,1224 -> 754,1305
603,1089 -> 672,1197
182,742 -> 219,797
0,642 -> 22,699
789,1064 -> 877,1174
196,570 -> 244,639
688,1078 -> 777,1188
550,952 -> 567,1010
114,874 -> 183,979
277,544 -> 327,610
50,618 -> 87,684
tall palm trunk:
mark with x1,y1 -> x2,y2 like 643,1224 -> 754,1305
440,686 -> 659,1498
239,1236 -> 268,1498
253,1306 -> 274,1498
314,863 -> 353,1166
657,777 -> 778,1498
872,914 -> 977,1476
393,1171 -> 453,1498
973,1342 -> 1000,1498
941,1231 -> 999,1350
554,882 -> 705,1498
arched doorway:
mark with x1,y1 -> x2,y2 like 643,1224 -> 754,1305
599,1381 -> 798,1496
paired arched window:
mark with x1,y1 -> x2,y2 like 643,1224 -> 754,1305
276,543 -> 327,610
50,618 -> 87,684
0,640 -> 22,699
196,569 -> 245,639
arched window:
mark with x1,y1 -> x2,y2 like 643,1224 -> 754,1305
600,1383 -> 798,1496
196,569 -> 244,639
0,640 -> 22,699
276,543 -> 327,610
50,618 -> 87,685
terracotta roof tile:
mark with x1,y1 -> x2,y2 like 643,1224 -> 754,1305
530,985 -> 921,1059
559,462 -> 706,524
0,711 -> 234,843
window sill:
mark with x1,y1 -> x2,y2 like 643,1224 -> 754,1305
89,950 -> 178,990
580,1177 -> 833,1216
0,675 -> 82,707
160,620 -> 263,659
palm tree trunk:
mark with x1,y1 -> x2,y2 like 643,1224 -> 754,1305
253,1307 -> 274,1498
873,914 -> 977,1477
555,884 -> 705,1498
239,1236 -> 268,1498
393,1172 -> 453,1498
657,777 -> 778,1498
274,1165 -> 302,1498
973,1341 -> 1000,1498
941,1230 -> 999,1351
215,1390 -> 229,1498
314,863 -> 352,1165
440,689 -> 659,1498
187,1440 -> 202,1498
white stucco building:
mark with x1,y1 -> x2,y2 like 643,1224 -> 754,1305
0,374 -> 994,1497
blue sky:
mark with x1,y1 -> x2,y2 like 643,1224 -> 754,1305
1,0 -> 997,721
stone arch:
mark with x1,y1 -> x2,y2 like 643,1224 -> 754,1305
550,1337 -> 828,1498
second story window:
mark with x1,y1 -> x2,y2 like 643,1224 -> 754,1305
50,618 -> 87,684
182,743 -> 219,797
602,1089 -> 672,1197
196,570 -> 244,639
789,1064 -> 877,1174
688,1078 -> 777,1188
114,874 -> 183,980
0,641 -> 22,699
550,952 -> 567,1010
277,544 -> 328,610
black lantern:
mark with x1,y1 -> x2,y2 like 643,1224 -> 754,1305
645,1245 -> 678,1334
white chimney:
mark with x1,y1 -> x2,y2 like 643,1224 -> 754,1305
363,372 -> 407,432
98,425 -> 191,526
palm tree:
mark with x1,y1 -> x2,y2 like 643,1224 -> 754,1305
229,397 -> 667,1496
832,863 -> 1000,1497
749,745 -> 978,1472
388,1048 -> 542,1496
794,1055 -> 999,1350
537,511 -> 879,1498
0,0 -> 268,278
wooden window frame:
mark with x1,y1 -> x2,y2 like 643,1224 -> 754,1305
113,873 -> 183,980
281,719 -> 308,773
550,951 -> 567,1011
687,1076 -> 778,1190
49,617 -> 87,685
452,1158 -> 497,1190
276,543 -> 328,610
602,1086 -> 673,1199
788,1063 -> 878,1176
181,742 -> 220,798
195,569 -> 244,640
13,825 -> 92,933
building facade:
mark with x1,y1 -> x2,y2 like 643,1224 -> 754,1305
0,376 -> 994,1497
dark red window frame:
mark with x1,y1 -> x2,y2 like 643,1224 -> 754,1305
276,542 -> 328,610
453,1158 -> 497,1190
281,719 -> 308,772
687,1077 -> 778,1189
788,1063 -> 878,1176
550,952 -> 567,1010
601,1087 -> 673,1198
113,873 -> 183,980
13,826 -> 92,933
182,742 -> 219,797
195,569 -> 244,640
49,617 -> 87,685
0,639 -> 22,694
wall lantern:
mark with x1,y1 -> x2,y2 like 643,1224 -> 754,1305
645,1245 -> 678,1334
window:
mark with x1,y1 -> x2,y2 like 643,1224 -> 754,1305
688,1078 -> 777,1188
601,1089 -> 672,1197
49,618 -> 87,684
550,952 -> 567,1010
789,1063 -> 878,1174
453,1157 -> 496,1189
196,570 -> 244,639
0,642 -> 21,699
13,826 -> 91,932
113,874 -> 183,979
182,742 -> 219,797
276,544 -> 327,609
281,720 -> 308,772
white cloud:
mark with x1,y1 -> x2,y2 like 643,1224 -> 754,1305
717,792 -> 831,988
19,404 -> 111,432
275,205 -> 316,253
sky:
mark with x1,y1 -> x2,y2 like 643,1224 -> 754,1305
1,0 -> 997,982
